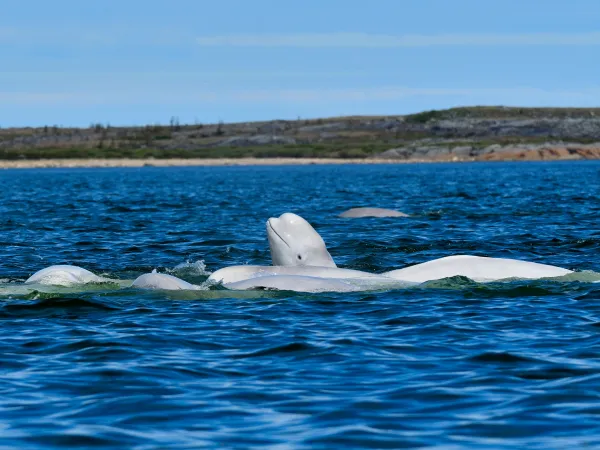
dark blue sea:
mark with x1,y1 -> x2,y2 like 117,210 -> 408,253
1,162 -> 600,449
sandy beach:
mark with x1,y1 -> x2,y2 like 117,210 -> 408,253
0,157 -> 431,169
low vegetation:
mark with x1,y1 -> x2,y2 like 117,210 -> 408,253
1,107 -> 600,161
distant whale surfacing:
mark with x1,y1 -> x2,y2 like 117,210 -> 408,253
339,208 -> 409,218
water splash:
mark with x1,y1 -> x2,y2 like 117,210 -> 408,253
168,260 -> 211,276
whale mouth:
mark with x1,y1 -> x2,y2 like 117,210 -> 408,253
267,219 -> 290,248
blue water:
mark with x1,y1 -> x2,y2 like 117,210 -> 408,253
1,162 -> 600,449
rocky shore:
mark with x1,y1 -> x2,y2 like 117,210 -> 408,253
2,106 -> 600,163
0,158 -> 419,169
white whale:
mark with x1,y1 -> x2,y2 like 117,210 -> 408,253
225,275 -> 363,293
131,272 -> 202,291
208,213 -> 382,285
210,212 -> 574,290
339,207 -> 409,218
209,265 -> 387,285
268,212 -> 337,267
384,255 -> 572,283
226,275 -> 416,293
25,265 -> 113,286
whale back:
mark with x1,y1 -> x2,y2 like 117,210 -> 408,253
339,207 -> 409,218
225,275 -> 359,293
208,265 -> 387,285
132,273 -> 198,290
383,255 -> 572,283
267,213 -> 337,268
25,265 -> 104,286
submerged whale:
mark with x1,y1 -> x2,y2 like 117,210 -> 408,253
225,275 -> 363,293
24,264 -> 201,291
339,207 -> 409,218
225,274 -> 414,292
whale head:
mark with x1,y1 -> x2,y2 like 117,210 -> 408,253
267,213 -> 337,267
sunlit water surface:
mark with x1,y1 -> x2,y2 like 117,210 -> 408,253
1,162 -> 600,449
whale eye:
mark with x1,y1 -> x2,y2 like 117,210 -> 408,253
297,255 -> 302,260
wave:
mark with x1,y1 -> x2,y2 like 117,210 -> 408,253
0,297 -> 118,318
167,259 -> 211,276
553,270 -> 600,283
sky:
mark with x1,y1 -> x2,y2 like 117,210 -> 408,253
1,0 -> 599,127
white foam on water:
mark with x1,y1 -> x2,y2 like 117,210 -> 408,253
168,260 -> 211,276
552,270 -> 600,283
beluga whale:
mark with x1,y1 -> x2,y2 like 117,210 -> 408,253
131,271 -> 203,291
23,213 -> 577,293
339,208 -> 409,218
209,212 -> 574,291
384,255 -> 571,283
208,213 -> 389,286
268,213 -> 337,267
26,265 -> 204,291
25,265 -> 115,286
224,275 -> 365,293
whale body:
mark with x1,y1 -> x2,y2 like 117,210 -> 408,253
25,265 -> 110,286
212,212 -> 574,291
383,255 -> 572,283
209,212 -> 383,286
339,207 -> 409,218
131,272 -> 200,291
226,274 -> 416,292
208,265 -> 388,285
224,275 -> 378,293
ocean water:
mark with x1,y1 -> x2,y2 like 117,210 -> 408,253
1,161 -> 600,449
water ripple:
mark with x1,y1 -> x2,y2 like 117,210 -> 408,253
1,163 -> 600,448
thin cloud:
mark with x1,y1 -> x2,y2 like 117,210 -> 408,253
196,32 -> 600,48
0,92 -> 85,104
222,87 -> 600,103
0,26 -> 192,46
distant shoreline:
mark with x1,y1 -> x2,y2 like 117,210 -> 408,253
2,107 -> 599,163
1,156 -> 595,170
0,158 -> 427,169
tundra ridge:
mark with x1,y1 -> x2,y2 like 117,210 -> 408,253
2,106 -> 600,163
